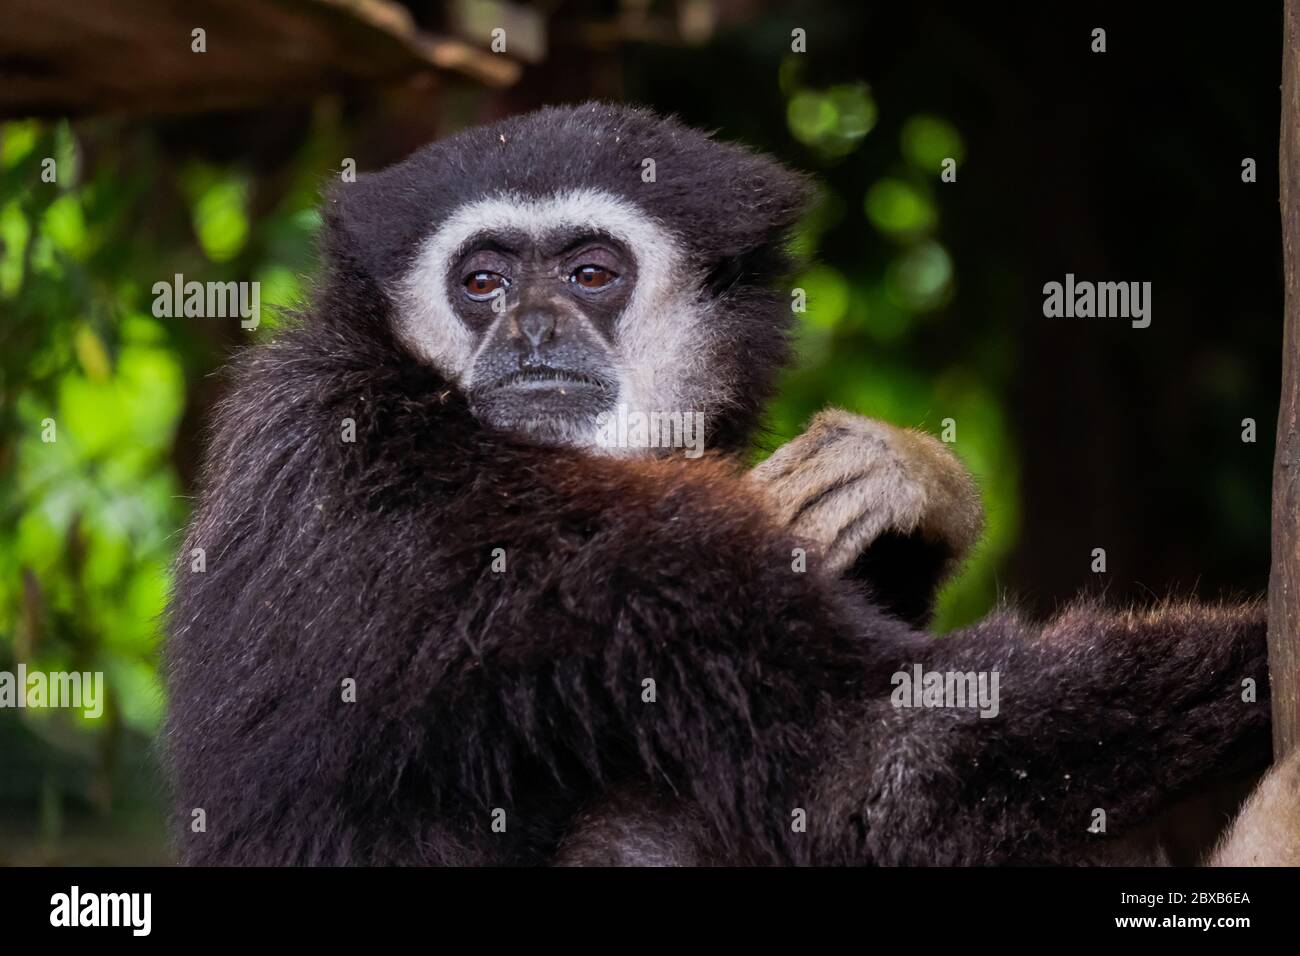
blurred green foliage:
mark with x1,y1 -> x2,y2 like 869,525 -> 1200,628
769,60 -> 1016,630
0,68 -> 1014,860
0,117 -> 326,861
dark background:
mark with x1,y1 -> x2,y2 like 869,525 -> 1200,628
0,0 -> 1283,862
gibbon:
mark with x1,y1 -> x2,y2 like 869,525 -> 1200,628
165,103 -> 1288,866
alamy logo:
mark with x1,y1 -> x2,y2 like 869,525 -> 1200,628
890,664 -> 1000,718
1042,273 -> 1151,328
152,273 -> 261,329
0,665 -> 103,718
50,886 -> 151,936
595,404 -> 705,458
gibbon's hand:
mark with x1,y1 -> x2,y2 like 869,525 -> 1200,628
749,409 -> 983,585
1209,746 -> 1300,866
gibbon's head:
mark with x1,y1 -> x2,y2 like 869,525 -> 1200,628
322,102 -> 813,453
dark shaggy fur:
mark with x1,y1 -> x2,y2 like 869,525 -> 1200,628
164,104 -> 1272,865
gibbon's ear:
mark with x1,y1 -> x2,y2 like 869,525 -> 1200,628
322,172 -> 382,283
641,129 -> 817,274
320,156 -> 451,289
707,144 -> 816,260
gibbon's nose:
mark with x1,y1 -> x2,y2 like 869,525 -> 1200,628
515,310 -> 557,349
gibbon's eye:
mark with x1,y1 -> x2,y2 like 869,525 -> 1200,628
464,271 -> 507,300
569,265 -> 618,291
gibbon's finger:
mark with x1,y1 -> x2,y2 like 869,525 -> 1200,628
750,411 -> 928,573
749,408 -> 983,576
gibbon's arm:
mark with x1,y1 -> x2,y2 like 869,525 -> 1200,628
807,600 -> 1273,865
554,411 -> 987,865
745,417 -> 1271,864
164,330 -> 914,865
747,415 -> 1273,864
749,409 -> 983,627
557,599 -> 1273,866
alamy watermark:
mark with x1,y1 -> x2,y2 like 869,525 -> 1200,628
152,273 -> 260,329
50,886 -> 150,936
0,665 -> 104,718
890,664 -> 1000,718
595,404 -> 705,458
1042,273 -> 1151,328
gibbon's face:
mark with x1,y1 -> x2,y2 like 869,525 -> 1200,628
324,104 -> 812,453
395,189 -> 715,450
455,230 -> 634,436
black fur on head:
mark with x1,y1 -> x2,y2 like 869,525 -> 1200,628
320,102 -> 815,451
324,102 -> 813,289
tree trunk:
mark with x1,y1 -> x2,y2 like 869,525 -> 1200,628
1271,0 -> 1300,759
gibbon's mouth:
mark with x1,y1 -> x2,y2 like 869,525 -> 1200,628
469,365 -> 618,437
484,367 -> 615,395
